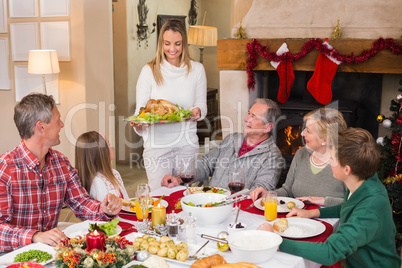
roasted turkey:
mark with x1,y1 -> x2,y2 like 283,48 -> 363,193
139,99 -> 179,116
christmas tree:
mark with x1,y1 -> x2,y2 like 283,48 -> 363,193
378,78 -> 402,251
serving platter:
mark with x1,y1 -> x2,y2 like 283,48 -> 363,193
121,198 -> 169,214
0,242 -> 55,266
123,116 -> 191,125
272,218 -> 326,239
124,232 -> 218,266
63,220 -> 122,238
254,197 -> 305,213
183,187 -> 230,196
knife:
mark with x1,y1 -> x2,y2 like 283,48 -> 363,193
246,203 -> 255,210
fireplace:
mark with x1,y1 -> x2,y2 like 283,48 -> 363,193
261,70 -> 383,186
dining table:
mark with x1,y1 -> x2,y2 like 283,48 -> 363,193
0,186 -> 341,268
117,186 -> 341,268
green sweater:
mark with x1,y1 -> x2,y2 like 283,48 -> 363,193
280,174 -> 401,267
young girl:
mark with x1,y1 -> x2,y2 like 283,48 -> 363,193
75,131 -> 129,201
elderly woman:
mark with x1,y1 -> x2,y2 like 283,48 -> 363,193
251,108 -> 347,207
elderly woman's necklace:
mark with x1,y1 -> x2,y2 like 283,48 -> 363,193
310,152 -> 330,166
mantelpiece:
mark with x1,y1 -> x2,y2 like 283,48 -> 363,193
217,38 -> 402,74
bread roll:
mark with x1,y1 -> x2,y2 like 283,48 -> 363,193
287,201 -> 296,209
190,254 -> 227,268
273,218 -> 288,233
260,198 -> 265,207
212,263 -> 260,268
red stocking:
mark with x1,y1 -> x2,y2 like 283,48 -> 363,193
307,41 -> 341,105
271,43 -> 295,103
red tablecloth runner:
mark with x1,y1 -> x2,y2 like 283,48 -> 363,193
118,189 -> 340,268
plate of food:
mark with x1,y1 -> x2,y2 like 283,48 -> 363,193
0,242 -> 54,266
272,218 -> 326,239
63,219 -> 122,238
125,99 -> 193,124
183,186 -> 230,196
124,232 -> 218,266
254,197 -> 305,213
121,197 -> 169,214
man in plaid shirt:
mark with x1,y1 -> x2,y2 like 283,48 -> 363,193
0,93 -> 122,252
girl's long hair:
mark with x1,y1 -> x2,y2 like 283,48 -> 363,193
75,131 -> 122,194
148,19 -> 192,85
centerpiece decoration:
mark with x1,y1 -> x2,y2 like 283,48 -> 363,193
54,235 -> 135,268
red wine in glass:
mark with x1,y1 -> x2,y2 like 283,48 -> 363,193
228,182 -> 245,192
180,174 -> 195,184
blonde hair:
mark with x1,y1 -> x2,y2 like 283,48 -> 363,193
75,131 -> 122,194
303,108 -> 347,145
148,19 -> 192,85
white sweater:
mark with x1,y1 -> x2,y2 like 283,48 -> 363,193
135,60 -> 207,149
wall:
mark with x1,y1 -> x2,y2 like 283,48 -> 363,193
0,0 -> 115,164
220,0 -> 402,138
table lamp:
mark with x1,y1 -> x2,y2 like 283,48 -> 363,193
188,25 -> 217,64
28,50 -> 60,95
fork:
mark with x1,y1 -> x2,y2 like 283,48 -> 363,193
187,241 -> 210,260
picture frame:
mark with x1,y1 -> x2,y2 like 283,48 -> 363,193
41,21 -> 71,61
0,0 -> 7,33
10,22 -> 40,61
0,38 -> 11,90
40,0 -> 70,17
9,0 -> 38,18
14,65 -> 59,103
157,15 -> 186,40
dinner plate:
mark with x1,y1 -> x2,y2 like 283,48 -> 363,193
63,220 -> 122,238
254,197 -> 305,213
124,232 -> 218,266
121,198 -> 169,214
0,242 -> 55,266
272,218 -> 326,239
183,187 -> 230,196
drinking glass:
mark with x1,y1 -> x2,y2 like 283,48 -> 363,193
136,183 -> 150,224
264,191 -> 277,221
228,170 -> 245,209
178,159 -> 196,194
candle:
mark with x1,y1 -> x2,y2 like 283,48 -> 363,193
86,230 -> 106,252
154,3 -> 159,24
202,11 -> 207,26
136,6 -> 139,25
151,203 -> 166,229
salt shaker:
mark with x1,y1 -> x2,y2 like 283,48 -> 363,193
167,210 -> 179,238
185,212 -> 197,244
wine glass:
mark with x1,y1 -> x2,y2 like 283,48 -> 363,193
228,170 -> 245,209
136,183 -> 150,226
178,159 -> 196,194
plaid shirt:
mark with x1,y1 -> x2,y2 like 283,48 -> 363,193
0,141 -> 112,252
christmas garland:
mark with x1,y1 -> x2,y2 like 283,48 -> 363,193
54,236 -> 135,268
247,38 -> 402,90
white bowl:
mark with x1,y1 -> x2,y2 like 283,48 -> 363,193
227,230 -> 283,263
227,222 -> 247,236
181,193 -> 232,226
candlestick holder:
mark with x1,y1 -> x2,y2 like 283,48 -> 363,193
134,220 -> 168,237
137,23 -> 156,48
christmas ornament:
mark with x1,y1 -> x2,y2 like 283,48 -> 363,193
234,20 -> 246,39
333,18 -> 342,39
216,231 -> 229,252
136,250 -> 150,262
397,115 -> 402,125
377,137 -> 384,145
383,119 -> 392,128
307,39 -> 341,105
396,93 -> 402,102
270,42 -> 295,103
377,114 -> 385,123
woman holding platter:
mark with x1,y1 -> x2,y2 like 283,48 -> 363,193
132,19 -> 207,191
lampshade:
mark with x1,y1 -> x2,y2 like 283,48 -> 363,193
188,26 -> 218,47
28,50 -> 60,74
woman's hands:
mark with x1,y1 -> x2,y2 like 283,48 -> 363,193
101,193 -> 122,216
297,196 -> 325,206
161,174 -> 182,188
189,107 -> 201,121
130,121 -> 149,131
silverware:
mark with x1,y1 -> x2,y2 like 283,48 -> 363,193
188,240 -> 210,260
246,203 -> 255,209
233,204 -> 241,226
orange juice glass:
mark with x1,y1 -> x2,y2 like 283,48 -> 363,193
264,191 -> 277,221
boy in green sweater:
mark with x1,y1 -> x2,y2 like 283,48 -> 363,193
258,127 -> 401,267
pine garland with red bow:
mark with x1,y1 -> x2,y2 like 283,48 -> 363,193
247,38 -> 402,90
